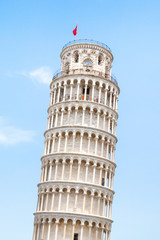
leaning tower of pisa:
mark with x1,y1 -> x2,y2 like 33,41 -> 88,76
32,39 -> 120,240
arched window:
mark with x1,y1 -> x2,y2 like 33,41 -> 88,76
98,54 -> 103,65
74,52 -> 79,63
83,59 -> 92,66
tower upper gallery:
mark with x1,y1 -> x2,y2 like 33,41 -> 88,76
60,39 -> 113,79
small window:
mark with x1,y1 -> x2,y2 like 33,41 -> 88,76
74,233 -> 78,240
84,61 -> 92,66
75,52 -> 79,63
102,177 -> 105,186
84,59 -> 92,66
98,54 -> 103,65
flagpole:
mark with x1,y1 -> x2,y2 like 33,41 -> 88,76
76,23 -> 78,42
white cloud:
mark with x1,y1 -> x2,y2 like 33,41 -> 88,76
19,66 -> 53,85
0,117 -> 35,146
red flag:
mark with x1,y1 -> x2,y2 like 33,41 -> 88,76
73,25 -> 77,36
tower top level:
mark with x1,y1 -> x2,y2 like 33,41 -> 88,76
60,39 -> 113,79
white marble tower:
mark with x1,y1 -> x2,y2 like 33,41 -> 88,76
32,39 -> 120,240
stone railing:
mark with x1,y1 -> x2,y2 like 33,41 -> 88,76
62,39 -> 112,52
52,69 -> 118,85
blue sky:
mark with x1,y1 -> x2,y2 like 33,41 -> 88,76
0,0 -> 160,239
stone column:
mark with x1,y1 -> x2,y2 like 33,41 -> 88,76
88,134 -> 91,153
92,83 -> 95,101
80,223 -> 84,240
110,144 -> 113,160
44,139 -> 47,155
57,86 -> 61,103
72,222 -> 76,240
99,86 -> 102,103
80,133 -> 83,152
107,115 -> 111,132
90,109 -> 93,126
63,83 -> 66,101
74,190 -> 79,210
88,224 -> 92,240
47,220 -> 51,240
51,112 -> 54,128
61,160 -> 66,180
58,189 -> 63,211
76,81 -> 80,100
95,136 -> 98,155
51,135 -> 55,153
106,199 -> 109,218
70,83 -> 73,100
97,110 -> 100,128
54,110 -> 58,127
72,131 -> 76,151
108,170 -> 111,188
99,165 -> 103,185
44,164 -> 48,182
57,133 -> 61,152
61,108 -> 64,126
90,193 -> 94,214
36,223 -> 40,240
66,189 -> 70,211
115,96 -> 118,111
92,163 -> 97,183
109,201 -> 112,218
51,191 -> 55,210
54,220 -> 59,240
49,161 -> 52,180
77,160 -> 81,181
102,197 -> 106,216
45,191 -> 49,211
53,88 -> 56,104
63,221 -> 67,240
85,161 -> 89,182
105,169 -> 108,187
106,140 -> 110,159
82,107 -> 85,125
36,194 -> 40,211
69,159 -> 73,180
105,230 -> 108,240
54,160 -> 59,180
40,193 -> 44,211
47,138 -> 51,154
84,83 -> 88,101
104,87 -> 108,105
101,137 -> 104,157
103,113 -> 106,130
97,193 -> 101,215
109,90 -> 113,108
74,107 -> 78,124
64,132 -> 68,152
111,172 -> 114,189
113,93 -> 116,109
111,118 -> 114,134
41,220 -> 45,240
95,227 -> 98,239
67,107 -> 71,124
101,227 -> 104,240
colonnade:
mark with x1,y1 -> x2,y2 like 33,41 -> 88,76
50,78 -> 119,111
36,186 -> 113,218
33,217 -> 111,240
47,105 -> 117,135
40,158 -> 115,189
44,130 -> 116,162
